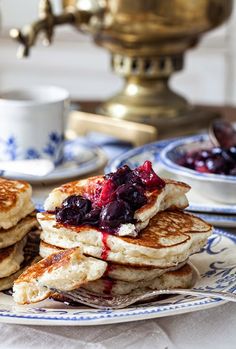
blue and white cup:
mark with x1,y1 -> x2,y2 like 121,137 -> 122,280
0,86 -> 69,165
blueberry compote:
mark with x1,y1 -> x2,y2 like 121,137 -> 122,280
178,147 -> 236,175
56,161 -> 165,234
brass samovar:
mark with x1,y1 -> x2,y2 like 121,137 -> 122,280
10,0 -> 233,138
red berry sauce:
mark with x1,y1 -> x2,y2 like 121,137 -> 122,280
55,161 -> 165,234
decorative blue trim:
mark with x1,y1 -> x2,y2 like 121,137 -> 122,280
0,297 -> 225,322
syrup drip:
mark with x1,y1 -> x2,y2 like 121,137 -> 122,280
101,232 -> 110,260
104,263 -> 115,277
103,278 -> 114,295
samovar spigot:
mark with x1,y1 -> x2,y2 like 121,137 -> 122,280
10,0 -> 76,58
10,0 -> 107,59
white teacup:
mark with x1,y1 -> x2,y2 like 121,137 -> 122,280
0,86 -> 69,165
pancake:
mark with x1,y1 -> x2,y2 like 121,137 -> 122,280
40,240 -> 188,282
38,210 -> 212,268
0,256 -> 41,291
82,263 -> 194,295
13,248 -> 107,304
0,178 -> 35,229
0,236 -> 28,278
0,214 -> 38,249
44,177 -> 190,237
0,266 -> 27,291
0,230 -> 41,291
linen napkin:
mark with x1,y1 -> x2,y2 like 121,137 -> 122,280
0,320 -> 176,349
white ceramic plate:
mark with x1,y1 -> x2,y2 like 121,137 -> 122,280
1,138 -> 107,184
107,139 -> 236,215
0,229 -> 235,326
195,213 -> 236,228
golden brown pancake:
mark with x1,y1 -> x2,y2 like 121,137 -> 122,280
0,213 -> 38,249
0,256 -> 41,291
13,248 -> 107,304
0,237 -> 28,278
83,263 -> 195,295
0,229 -> 40,291
0,178 -> 35,229
39,240 -> 187,282
38,210 -> 212,268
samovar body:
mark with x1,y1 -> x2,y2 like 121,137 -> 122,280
11,0 -> 233,136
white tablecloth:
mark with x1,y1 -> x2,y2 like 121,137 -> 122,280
0,302 -> 235,349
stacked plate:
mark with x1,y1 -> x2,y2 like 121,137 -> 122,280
107,135 -> 236,228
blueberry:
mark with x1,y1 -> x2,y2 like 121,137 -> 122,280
185,156 -> 195,168
83,208 -> 101,226
193,159 -> 206,169
115,183 -> 147,210
228,146 -> 236,161
199,149 -> 212,159
105,165 -> 132,186
221,149 -> 234,163
125,172 -> 144,187
100,200 -> 134,230
205,156 -> 227,174
211,147 -> 223,155
179,145 -> 236,175
62,195 -> 79,207
56,206 -> 82,225
62,195 -> 91,214
229,166 -> 236,175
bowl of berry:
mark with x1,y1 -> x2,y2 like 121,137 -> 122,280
160,121 -> 236,204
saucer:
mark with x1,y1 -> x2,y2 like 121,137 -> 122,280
106,138 -> 236,215
1,138 -> 107,184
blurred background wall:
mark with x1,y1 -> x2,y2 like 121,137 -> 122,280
0,0 -> 236,105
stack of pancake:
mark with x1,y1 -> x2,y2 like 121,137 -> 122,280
0,178 -> 39,291
13,166 -> 212,304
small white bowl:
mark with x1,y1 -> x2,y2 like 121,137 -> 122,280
160,134 -> 236,204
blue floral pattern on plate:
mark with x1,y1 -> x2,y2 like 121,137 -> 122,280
0,228 -> 235,325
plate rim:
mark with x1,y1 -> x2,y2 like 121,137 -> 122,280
0,299 -> 226,326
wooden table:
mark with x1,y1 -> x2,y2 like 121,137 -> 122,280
73,102 -> 236,123
69,102 -> 236,148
